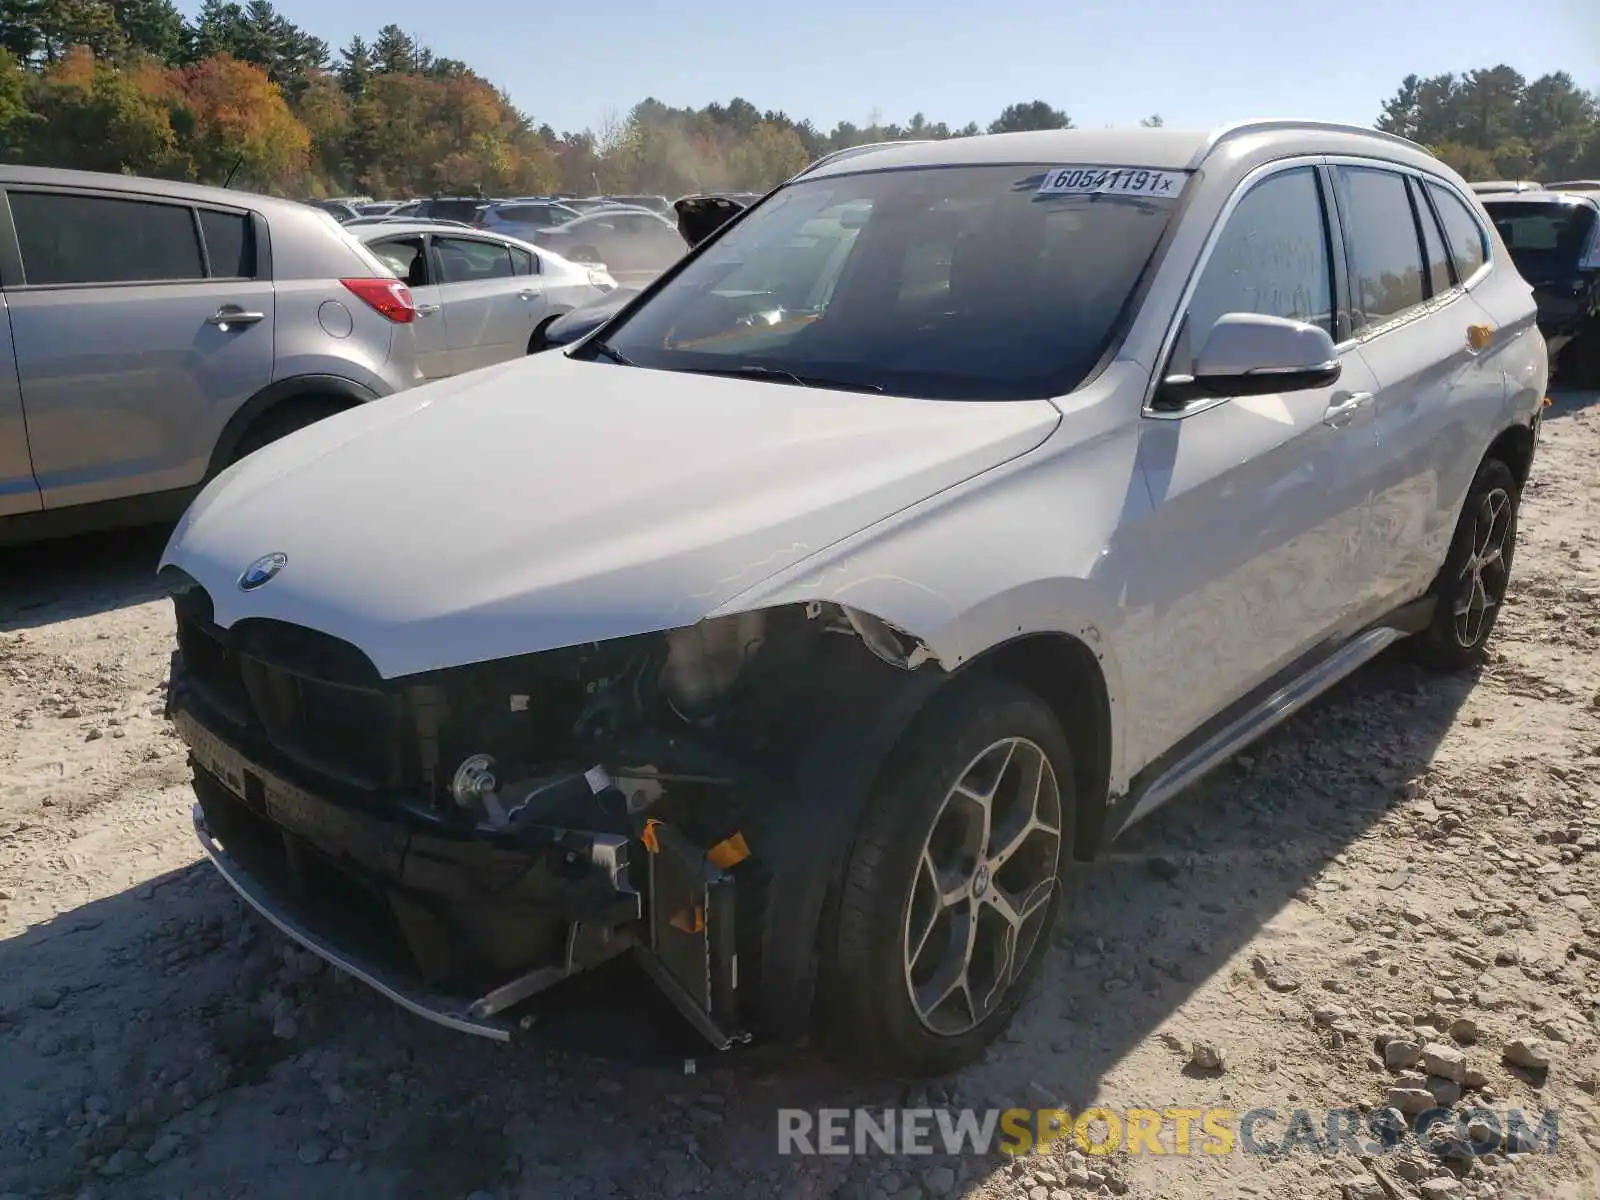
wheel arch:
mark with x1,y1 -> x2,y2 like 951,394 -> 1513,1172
1486,418 -> 1536,488
526,310 -> 569,353
207,375 -> 379,478
747,615 -> 1118,1041
960,631 -> 1115,863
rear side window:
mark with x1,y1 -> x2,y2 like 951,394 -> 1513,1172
1332,166 -> 1426,328
1409,178 -> 1453,296
430,200 -> 485,223
510,246 -> 537,275
200,209 -> 255,278
1185,166 -> 1335,351
1428,183 -> 1489,279
10,191 -> 203,286
435,236 -> 514,283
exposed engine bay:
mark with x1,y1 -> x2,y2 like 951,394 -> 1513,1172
164,575 -> 940,1052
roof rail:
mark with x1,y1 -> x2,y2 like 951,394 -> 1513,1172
790,140 -> 934,181
1191,118 -> 1427,168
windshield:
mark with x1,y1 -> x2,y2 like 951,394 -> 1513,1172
1485,200 -> 1597,277
591,163 -> 1184,399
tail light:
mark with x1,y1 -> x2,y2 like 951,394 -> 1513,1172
342,277 -> 417,324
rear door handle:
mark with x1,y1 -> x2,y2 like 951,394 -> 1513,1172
1322,391 -> 1374,428
517,289 -> 537,301
415,303 -> 441,316
205,307 -> 265,328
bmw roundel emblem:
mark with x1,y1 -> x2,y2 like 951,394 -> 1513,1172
237,553 -> 287,592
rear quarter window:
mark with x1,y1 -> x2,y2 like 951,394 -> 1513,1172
1428,183 -> 1490,279
200,209 -> 256,278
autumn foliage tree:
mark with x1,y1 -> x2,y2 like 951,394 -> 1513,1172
5,4 -> 1594,202
172,52 -> 306,186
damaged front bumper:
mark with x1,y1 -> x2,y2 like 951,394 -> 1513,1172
172,698 -> 752,1052
162,576 -> 946,1056
192,799 -> 520,1041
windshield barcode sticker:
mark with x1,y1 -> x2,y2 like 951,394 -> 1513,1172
1037,167 -> 1183,198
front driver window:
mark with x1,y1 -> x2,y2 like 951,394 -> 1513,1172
1181,166 -> 1335,368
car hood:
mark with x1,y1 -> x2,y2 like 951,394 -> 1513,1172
161,354 -> 1061,679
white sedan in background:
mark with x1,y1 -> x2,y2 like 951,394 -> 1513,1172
354,223 -> 615,380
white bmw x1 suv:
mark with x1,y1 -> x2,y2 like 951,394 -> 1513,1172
158,120 -> 1546,1076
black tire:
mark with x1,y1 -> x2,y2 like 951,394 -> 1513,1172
228,398 -> 345,466
819,676 -> 1074,1075
1411,456 -> 1520,671
571,244 -> 601,264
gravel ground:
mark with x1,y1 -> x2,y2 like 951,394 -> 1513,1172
2,393 -> 1599,1200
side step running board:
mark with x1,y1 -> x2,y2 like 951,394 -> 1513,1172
1114,626 -> 1404,838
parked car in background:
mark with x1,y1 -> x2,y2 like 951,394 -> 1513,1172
1544,179 -> 1600,192
560,197 -> 621,213
357,201 -> 401,217
1470,180 -> 1541,196
476,200 -> 583,241
598,193 -> 673,216
309,198 -> 363,222
0,166 -> 419,546
342,215 -> 476,230
1482,188 -> 1600,382
386,196 -> 490,223
160,121 -> 1544,1075
530,206 -> 687,274
353,222 -> 613,379
530,191 -> 757,353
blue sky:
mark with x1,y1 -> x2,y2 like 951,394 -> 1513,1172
225,0 -> 1596,137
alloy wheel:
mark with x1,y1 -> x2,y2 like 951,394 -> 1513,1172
1452,486 -> 1513,649
903,737 -> 1063,1036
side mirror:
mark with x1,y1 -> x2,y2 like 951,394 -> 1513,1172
1156,313 -> 1341,410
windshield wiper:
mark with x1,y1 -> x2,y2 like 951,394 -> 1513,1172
585,340 -> 634,366
682,365 -> 883,393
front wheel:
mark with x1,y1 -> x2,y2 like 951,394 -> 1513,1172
1411,456 -> 1520,670
820,677 -> 1073,1075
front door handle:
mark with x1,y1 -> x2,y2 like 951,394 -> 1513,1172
517,289 -> 537,301
1322,391 -> 1374,428
415,303 -> 441,316
205,306 -> 265,329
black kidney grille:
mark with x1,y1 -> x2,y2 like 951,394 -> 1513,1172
177,608 -> 413,791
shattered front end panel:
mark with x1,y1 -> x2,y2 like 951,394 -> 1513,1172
634,819 -> 747,1049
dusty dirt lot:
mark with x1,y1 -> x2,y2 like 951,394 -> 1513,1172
2,395 -> 1599,1200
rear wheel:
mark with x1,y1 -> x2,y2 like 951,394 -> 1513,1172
820,677 -> 1073,1075
228,398 -> 346,466
1411,456 -> 1519,671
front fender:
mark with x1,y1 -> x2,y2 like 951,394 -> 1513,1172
709,380 -> 1142,793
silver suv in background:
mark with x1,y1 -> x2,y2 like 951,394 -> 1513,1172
0,166 -> 419,546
